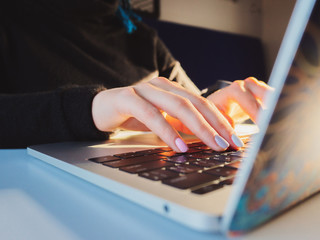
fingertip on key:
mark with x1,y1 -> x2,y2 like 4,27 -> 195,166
175,137 -> 189,153
231,134 -> 244,148
214,135 -> 230,149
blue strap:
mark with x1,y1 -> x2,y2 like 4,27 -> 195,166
116,0 -> 142,34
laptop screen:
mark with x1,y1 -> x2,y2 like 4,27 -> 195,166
228,0 -> 320,232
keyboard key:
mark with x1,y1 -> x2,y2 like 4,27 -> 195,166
139,169 -> 179,181
158,151 -> 179,157
103,155 -> 165,168
120,160 -> 174,174
213,155 -> 241,163
113,152 -> 144,159
185,153 -> 215,159
193,145 -> 211,150
187,142 -> 204,147
157,147 -> 173,152
206,155 -> 229,162
204,149 -> 243,155
131,149 -> 164,155
185,153 -> 233,163
167,164 -> 202,174
227,150 -> 246,158
205,167 -> 238,178
162,173 -> 220,189
201,149 -> 224,155
225,161 -> 242,169
190,159 -> 224,168
192,183 -> 223,194
225,155 -> 243,163
220,178 -> 235,185
185,148 -> 204,154
88,155 -> 121,163
199,153 -> 242,163
165,155 -> 197,164
114,149 -> 163,158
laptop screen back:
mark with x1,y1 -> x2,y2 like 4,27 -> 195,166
227,0 -> 320,232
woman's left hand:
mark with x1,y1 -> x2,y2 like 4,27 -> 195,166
206,77 -> 274,126
164,77 -> 274,133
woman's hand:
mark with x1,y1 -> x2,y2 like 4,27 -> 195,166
207,77 -> 274,126
92,77 -> 246,153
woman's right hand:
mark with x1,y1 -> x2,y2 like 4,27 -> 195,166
91,77 -> 243,153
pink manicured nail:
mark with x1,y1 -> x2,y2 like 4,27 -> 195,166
175,138 -> 189,152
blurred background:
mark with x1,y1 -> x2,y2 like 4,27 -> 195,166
131,0 -> 296,89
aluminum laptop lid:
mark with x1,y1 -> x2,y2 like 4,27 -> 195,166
223,0 -> 319,233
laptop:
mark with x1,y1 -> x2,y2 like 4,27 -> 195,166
27,0 -> 320,234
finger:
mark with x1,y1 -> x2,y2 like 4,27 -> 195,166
216,110 -> 235,128
134,82 -> 232,151
119,87 -> 189,153
244,77 -> 274,104
225,80 -> 262,122
119,117 -> 151,131
163,113 -> 194,135
149,77 -> 243,149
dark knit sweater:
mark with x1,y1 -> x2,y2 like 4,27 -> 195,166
0,0 -> 178,148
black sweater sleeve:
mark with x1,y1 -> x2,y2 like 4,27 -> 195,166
0,85 -> 108,148
0,1 -> 189,148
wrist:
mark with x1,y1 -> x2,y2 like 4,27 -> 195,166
92,89 -> 109,132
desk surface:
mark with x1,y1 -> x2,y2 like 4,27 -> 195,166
1,149 -> 320,240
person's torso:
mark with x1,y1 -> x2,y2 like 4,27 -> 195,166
0,0 -> 164,93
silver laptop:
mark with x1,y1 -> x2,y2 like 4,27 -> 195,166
28,0 -> 320,234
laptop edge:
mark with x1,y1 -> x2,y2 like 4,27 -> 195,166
222,0 -> 316,233
27,0 -> 317,234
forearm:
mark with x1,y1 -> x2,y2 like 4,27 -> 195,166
0,85 -> 108,148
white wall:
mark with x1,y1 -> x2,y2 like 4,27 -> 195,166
261,0 -> 296,75
160,0 -> 297,78
160,0 -> 262,38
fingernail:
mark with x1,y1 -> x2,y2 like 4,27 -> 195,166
215,135 -> 229,149
231,134 -> 244,147
175,138 -> 189,152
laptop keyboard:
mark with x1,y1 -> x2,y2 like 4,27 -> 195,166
88,140 -> 249,195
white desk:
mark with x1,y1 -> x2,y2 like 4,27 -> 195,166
1,149 -> 319,240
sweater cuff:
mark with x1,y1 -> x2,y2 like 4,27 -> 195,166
61,85 -> 108,141
201,80 -> 233,98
